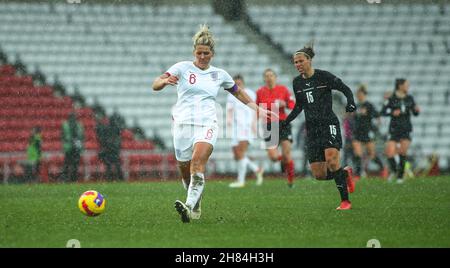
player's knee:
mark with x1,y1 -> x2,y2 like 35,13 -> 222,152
326,160 -> 339,172
269,156 -> 279,162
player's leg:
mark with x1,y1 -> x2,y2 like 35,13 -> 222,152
324,148 -> 353,210
104,156 -> 113,182
173,124 -> 196,223
177,160 -> 191,190
325,147 -> 353,194
176,159 -> 203,220
280,140 -> 295,187
352,140 -> 363,178
237,140 -> 264,186
186,141 -> 213,210
385,140 -> 398,181
308,149 -> 351,210
70,151 -> 80,182
366,141 -> 384,175
397,138 -> 411,183
310,162 -> 328,180
230,141 -> 247,188
266,148 -> 281,162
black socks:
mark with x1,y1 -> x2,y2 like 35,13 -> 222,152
398,155 -> 407,179
328,168 -> 349,201
353,156 -> 362,176
373,156 -> 384,170
388,157 -> 397,174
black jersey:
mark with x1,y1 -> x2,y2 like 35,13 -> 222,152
381,93 -> 419,133
286,69 -> 355,132
354,101 -> 379,132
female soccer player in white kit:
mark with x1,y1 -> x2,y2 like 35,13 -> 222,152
226,74 -> 264,188
152,25 -> 274,223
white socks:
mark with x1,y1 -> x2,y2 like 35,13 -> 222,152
181,178 -> 189,190
186,173 -> 205,209
245,157 -> 259,173
237,159 -> 247,184
236,157 -> 260,184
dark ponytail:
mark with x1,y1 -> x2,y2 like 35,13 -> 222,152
294,40 -> 315,59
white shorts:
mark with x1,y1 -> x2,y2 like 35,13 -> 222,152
230,125 -> 254,147
173,124 -> 218,162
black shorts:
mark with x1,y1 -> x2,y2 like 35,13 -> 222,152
263,121 -> 293,147
388,129 -> 411,142
354,129 -> 376,143
306,123 -> 342,163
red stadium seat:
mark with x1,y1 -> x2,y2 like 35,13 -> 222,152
0,65 -> 16,76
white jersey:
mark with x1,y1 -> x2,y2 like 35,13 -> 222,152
226,88 -> 256,129
166,61 -> 235,126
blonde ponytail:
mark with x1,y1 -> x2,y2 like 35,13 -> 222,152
193,24 -> 215,53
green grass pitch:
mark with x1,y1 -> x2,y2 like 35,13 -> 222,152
0,176 -> 449,248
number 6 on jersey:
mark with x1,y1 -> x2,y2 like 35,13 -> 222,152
189,74 -> 196,84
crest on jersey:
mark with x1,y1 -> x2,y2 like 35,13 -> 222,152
211,71 -> 218,81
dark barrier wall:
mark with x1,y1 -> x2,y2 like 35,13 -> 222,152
212,0 -> 246,21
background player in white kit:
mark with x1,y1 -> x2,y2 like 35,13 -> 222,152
226,74 -> 264,188
152,25 -> 275,223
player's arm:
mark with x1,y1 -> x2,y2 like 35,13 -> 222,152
410,96 -> 420,116
331,75 -> 356,112
228,85 -> 277,121
152,73 -> 179,91
371,103 -> 380,118
283,80 -> 303,125
284,96 -> 303,125
369,103 -> 382,127
283,88 -> 296,110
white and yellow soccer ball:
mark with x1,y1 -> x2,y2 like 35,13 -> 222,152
78,190 -> 106,216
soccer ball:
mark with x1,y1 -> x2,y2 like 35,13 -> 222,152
78,190 -> 106,216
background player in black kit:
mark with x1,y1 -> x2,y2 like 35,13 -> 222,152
352,85 -> 385,179
381,79 -> 420,183
282,42 -> 356,210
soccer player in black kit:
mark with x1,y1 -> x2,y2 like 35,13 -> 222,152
352,85 -> 385,179
281,42 -> 356,210
381,79 -> 420,183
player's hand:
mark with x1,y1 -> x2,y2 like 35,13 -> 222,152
345,102 -> 356,113
392,109 -> 401,117
414,105 -> 420,113
164,75 -> 179,86
258,107 -> 278,121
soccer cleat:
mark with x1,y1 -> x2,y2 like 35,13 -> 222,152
336,200 -> 352,210
287,182 -> 294,188
191,196 -> 202,220
344,166 -> 355,193
396,178 -> 404,184
256,168 -> 264,186
174,200 -> 191,223
229,181 -> 245,188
